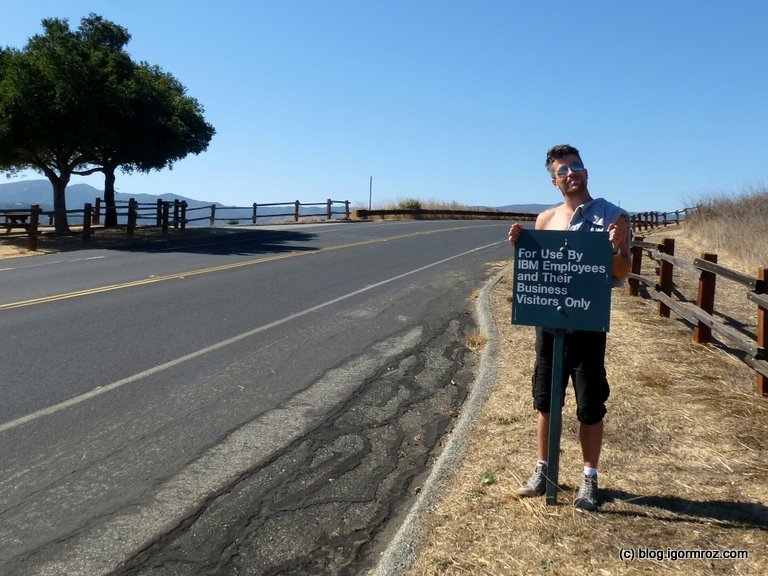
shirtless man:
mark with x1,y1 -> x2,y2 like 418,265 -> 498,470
507,144 -> 630,510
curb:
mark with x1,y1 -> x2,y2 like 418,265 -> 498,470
372,265 -> 513,575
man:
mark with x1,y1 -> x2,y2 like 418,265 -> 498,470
507,144 -> 630,511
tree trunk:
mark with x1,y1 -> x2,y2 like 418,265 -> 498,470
103,168 -> 118,226
48,173 -> 71,233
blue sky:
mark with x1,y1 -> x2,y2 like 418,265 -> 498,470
2,1 -> 767,212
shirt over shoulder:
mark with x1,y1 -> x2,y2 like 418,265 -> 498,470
568,198 -> 627,232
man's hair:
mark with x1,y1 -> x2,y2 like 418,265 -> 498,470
545,144 -> 582,175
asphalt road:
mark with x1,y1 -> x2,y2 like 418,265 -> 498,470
0,219 -> 511,575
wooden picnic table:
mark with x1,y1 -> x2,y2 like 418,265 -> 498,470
3,212 -> 30,233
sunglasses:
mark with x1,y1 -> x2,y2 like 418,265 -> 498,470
554,162 -> 586,177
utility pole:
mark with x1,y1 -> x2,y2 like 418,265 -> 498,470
369,176 -> 373,210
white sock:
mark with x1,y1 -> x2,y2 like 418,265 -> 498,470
537,459 -> 548,467
583,466 -> 598,478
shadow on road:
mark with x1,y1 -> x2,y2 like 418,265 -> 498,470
110,228 -> 319,256
2,227 -> 322,258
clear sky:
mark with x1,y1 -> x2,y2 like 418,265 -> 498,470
2,0 -> 767,212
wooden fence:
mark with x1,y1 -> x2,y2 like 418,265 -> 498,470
354,208 -> 538,220
2,198 -> 351,250
194,199 -> 351,226
628,235 -> 767,397
629,208 -> 692,231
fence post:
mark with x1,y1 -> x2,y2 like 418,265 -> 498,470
28,204 -> 40,251
675,210 -> 680,225
127,198 -> 137,236
345,200 -> 350,219
209,204 -> 216,226
327,199 -> 332,220
94,197 -> 101,225
294,200 -> 300,222
162,202 -> 170,235
180,201 -> 187,230
252,203 -> 258,224
83,203 -> 92,243
758,268 -> 767,396
628,236 -> 643,297
658,238 -> 675,318
173,199 -> 180,229
694,253 -> 717,344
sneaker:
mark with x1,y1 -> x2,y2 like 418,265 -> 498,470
517,462 -> 547,497
574,473 -> 600,511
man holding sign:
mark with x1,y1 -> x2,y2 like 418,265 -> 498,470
508,144 -> 630,510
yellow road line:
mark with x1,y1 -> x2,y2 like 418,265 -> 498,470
0,224 -> 499,311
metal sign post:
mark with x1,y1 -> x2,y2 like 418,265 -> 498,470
511,229 -> 613,505
546,329 -> 566,505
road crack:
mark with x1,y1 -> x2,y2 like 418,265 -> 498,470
109,316 -> 476,576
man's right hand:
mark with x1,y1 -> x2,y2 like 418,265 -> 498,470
508,223 -> 523,245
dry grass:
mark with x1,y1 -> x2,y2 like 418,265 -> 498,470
406,221 -> 767,575
379,198 -> 482,211
465,330 -> 487,353
684,187 -> 768,271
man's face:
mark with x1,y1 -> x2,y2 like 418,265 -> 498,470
550,153 -> 588,197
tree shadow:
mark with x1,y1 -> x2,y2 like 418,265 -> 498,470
600,489 -> 768,528
2,227 -> 323,258
107,227 -> 319,256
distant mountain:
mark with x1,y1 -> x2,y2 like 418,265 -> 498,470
0,179 -> 215,211
492,203 -> 555,214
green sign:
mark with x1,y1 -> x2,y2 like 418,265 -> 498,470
512,229 -> 613,332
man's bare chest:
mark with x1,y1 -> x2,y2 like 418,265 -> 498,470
543,211 -> 574,231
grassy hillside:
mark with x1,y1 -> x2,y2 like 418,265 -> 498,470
685,187 -> 768,271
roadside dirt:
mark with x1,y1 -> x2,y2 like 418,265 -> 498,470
406,223 -> 767,575
0,227 -> 221,259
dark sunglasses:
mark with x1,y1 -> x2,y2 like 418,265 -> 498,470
555,161 -> 586,177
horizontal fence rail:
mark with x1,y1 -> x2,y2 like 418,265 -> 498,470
207,199 -> 351,225
354,208 -> 537,220
2,198 -> 352,249
628,235 -> 767,397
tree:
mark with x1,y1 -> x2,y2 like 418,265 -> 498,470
92,61 -> 215,226
76,15 -> 214,226
0,18 -> 102,232
0,14 -> 215,231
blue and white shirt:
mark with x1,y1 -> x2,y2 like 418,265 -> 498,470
568,197 -> 630,287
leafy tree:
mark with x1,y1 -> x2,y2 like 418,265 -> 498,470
0,14 -> 215,231
93,61 -> 215,226
0,18 -> 102,232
